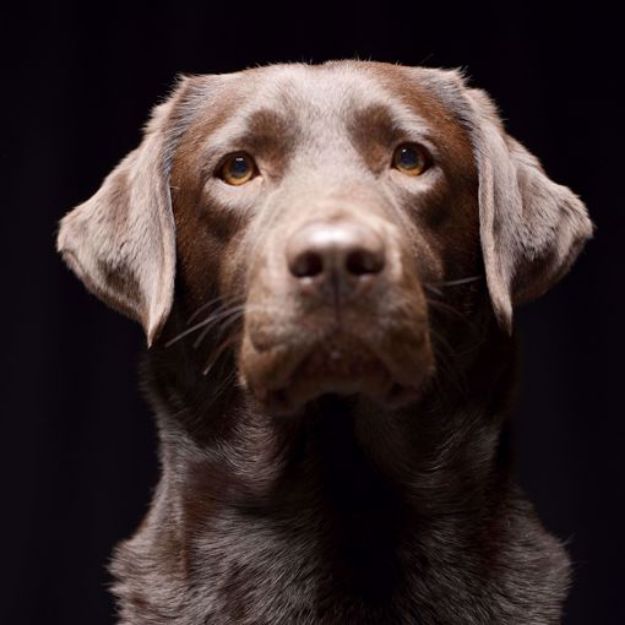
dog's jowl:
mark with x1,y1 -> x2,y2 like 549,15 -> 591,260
57,61 -> 592,624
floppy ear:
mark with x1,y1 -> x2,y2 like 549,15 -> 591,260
466,88 -> 593,332
57,86 -> 185,346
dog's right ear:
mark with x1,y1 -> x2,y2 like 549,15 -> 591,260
57,81 -> 190,346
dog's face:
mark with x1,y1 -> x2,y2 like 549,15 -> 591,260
170,64 -> 482,413
57,61 -> 592,415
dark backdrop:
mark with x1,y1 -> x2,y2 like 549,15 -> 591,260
1,2 -> 623,623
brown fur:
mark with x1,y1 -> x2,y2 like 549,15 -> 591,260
57,61 -> 592,624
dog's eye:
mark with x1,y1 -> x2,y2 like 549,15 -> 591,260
392,143 -> 430,176
218,152 -> 258,186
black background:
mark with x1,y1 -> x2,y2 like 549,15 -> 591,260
1,2 -> 623,623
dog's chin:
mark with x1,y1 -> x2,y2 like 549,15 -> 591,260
241,330 -> 433,416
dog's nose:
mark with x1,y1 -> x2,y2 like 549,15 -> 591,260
286,221 -> 385,295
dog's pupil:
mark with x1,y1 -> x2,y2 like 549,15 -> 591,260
399,147 -> 419,167
231,156 -> 249,177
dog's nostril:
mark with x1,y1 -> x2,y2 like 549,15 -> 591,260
286,220 -> 386,286
290,251 -> 324,278
345,248 -> 385,276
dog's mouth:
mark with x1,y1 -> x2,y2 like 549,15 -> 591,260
240,323 -> 433,415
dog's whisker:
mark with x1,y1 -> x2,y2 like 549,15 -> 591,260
193,323 -> 214,350
166,317 -> 215,347
167,305 -> 247,347
186,296 -> 224,324
202,335 -> 241,376
195,302 -> 246,327
425,297 -> 468,324
170,302 -> 288,351
187,296 -> 244,324
427,275 -> 482,288
426,297 -> 481,332
427,298 -> 463,314
424,284 -> 443,296
193,310 -> 245,350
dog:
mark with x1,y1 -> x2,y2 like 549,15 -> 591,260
57,61 -> 592,624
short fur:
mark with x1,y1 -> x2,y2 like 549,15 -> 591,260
57,61 -> 592,624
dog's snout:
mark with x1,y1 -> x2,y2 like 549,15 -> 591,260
286,221 -> 385,288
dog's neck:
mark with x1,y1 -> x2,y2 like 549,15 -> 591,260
111,326 -> 569,624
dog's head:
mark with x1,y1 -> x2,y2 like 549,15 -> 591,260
57,62 -> 592,414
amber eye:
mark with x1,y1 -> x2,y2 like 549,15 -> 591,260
392,143 -> 430,176
218,152 -> 257,185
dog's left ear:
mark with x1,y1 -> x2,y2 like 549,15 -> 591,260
57,81 -> 190,346
465,87 -> 593,332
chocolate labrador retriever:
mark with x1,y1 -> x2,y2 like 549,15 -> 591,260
57,61 -> 592,624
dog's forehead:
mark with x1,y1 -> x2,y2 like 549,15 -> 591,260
243,62 -> 405,112
183,62 -> 460,150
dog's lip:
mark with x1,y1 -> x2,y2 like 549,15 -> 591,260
248,329 -> 429,414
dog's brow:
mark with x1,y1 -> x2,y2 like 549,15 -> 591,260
347,102 -> 438,169
197,106 -> 297,165
240,108 -> 296,155
348,104 -> 407,148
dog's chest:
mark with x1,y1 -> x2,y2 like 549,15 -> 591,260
113,502 -> 566,625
